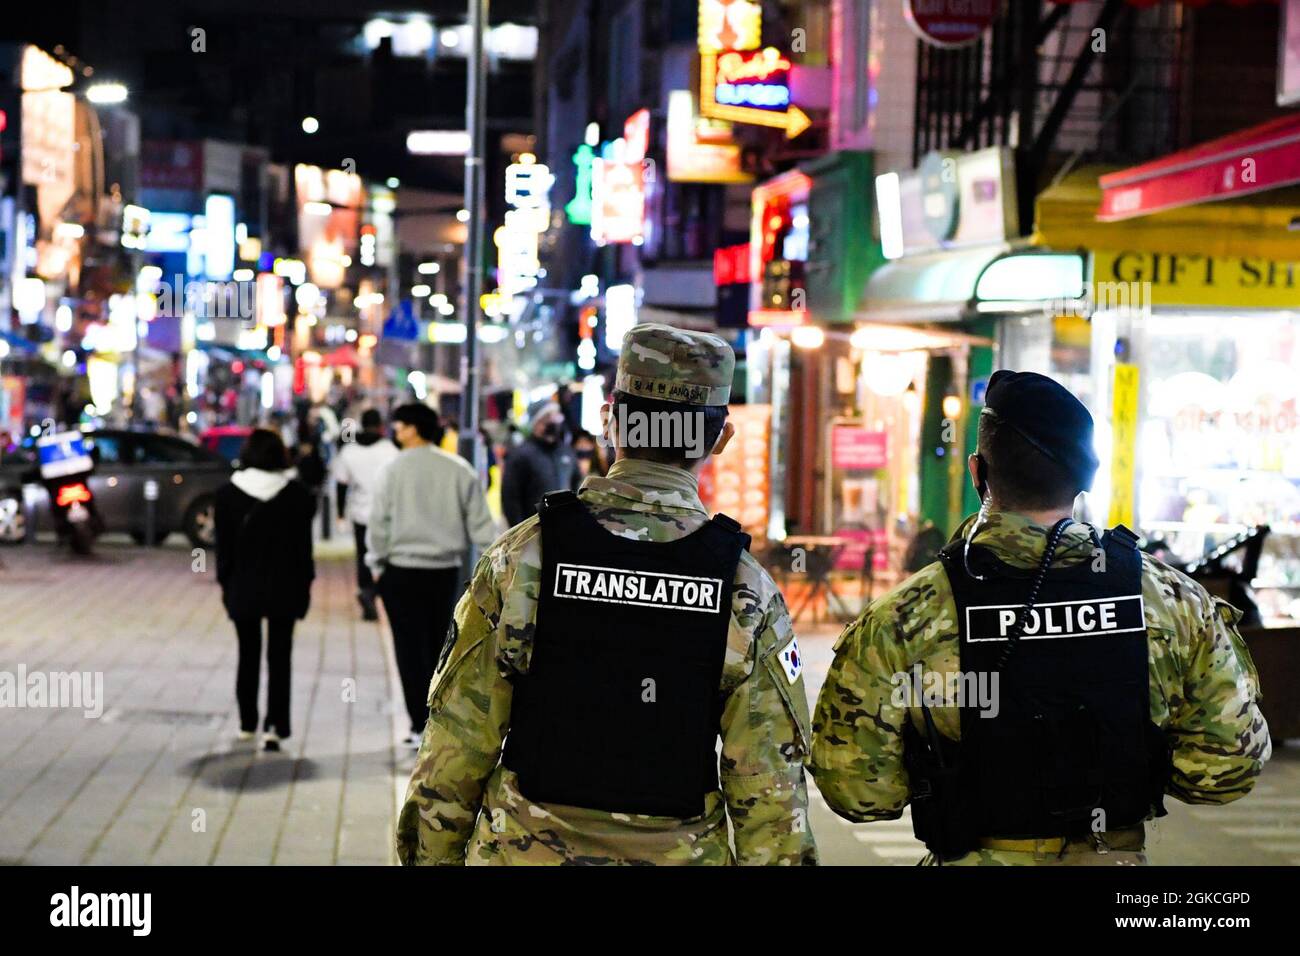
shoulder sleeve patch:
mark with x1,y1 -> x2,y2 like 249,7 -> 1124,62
777,635 -> 803,684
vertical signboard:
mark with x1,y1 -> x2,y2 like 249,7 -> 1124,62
1108,363 -> 1140,529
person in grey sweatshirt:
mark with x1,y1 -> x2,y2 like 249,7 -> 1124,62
367,402 -> 498,747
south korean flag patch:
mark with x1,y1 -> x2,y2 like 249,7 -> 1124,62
778,637 -> 803,684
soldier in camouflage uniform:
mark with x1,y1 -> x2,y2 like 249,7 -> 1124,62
810,370 -> 1271,865
396,324 -> 817,866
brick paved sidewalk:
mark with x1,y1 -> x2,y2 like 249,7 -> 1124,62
0,539 -> 412,865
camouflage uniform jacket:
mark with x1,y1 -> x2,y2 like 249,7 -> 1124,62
810,511 -> 1271,862
396,458 -> 818,865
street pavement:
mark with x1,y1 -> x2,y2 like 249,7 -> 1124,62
0,536 -> 1295,866
0,537 -> 407,866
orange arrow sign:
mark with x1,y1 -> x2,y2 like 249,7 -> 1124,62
784,106 -> 811,140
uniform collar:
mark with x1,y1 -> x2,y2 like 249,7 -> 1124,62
950,510 -> 1099,570
580,459 -> 707,514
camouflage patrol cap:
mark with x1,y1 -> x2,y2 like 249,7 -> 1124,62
614,323 -> 735,406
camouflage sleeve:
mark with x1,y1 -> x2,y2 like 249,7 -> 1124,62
395,554 -> 512,865
719,588 -> 818,865
808,610 -> 913,823
1161,573 -> 1271,805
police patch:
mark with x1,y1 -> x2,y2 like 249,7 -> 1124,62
965,594 -> 1145,642
552,563 -> 724,613
778,637 -> 802,684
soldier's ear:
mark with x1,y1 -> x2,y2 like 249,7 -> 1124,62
599,402 -> 615,448
968,453 -> 987,498
711,420 -> 736,458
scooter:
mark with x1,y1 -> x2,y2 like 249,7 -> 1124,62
37,431 -> 103,556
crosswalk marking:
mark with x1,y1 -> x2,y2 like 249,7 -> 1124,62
1220,825 -> 1300,838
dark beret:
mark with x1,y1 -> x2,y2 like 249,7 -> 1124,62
982,370 -> 1100,488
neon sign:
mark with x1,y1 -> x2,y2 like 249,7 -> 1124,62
565,143 -> 595,225
496,156 -> 553,298
698,0 -> 762,54
714,48 -> 791,110
700,47 -> 810,138
590,149 -> 646,246
717,48 -> 791,84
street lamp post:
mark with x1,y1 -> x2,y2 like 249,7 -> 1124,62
457,0 -> 488,471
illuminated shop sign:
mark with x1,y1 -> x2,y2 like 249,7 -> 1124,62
713,243 -> 751,286
666,90 -> 752,184
566,143 -> 595,225
496,156 -> 554,298
713,48 -> 791,110
698,0 -> 762,54
591,123 -> 651,247
700,47 -> 810,138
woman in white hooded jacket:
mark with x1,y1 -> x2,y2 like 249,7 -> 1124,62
214,428 -> 315,752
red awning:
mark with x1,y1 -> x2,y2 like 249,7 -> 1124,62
1096,113 -> 1300,221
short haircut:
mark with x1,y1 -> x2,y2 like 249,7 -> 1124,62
239,428 -> 290,471
360,408 -> 383,430
610,390 -> 728,466
977,411 -> 1083,511
392,403 -> 443,443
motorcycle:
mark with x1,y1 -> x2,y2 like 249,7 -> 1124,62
37,431 -> 103,556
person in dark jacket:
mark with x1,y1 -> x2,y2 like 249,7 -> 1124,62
500,400 -> 577,526
214,428 -> 316,752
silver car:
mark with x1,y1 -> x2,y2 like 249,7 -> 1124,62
0,429 -> 232,547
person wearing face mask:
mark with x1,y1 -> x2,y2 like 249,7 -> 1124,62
499,400 -> 578,527
571,430 -> 607,479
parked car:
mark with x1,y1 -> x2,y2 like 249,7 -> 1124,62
0,429 -> 232,547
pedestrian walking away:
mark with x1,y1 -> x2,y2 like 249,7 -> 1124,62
332,408 -> 399,620
396,323 -> 818,866
366,402 -> 498,750
810,370 -> 1272,865
213,428 -> 316,753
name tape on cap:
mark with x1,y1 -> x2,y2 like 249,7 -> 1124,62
965,594 -> 1145,642
553,563 -> 724,613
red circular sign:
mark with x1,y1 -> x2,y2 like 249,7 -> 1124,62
904,0 -> 1002,49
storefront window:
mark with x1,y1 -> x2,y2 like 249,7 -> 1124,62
1140,311 -> 1300,622
997,312 -> 1095,410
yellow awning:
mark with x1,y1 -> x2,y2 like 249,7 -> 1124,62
1035,166 -> 1300,260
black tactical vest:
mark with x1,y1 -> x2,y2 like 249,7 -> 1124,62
502,490 -> 748,818
924,524 -> 1168,844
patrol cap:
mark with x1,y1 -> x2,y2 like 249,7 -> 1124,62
982,369 -> 1100,488
614,323 -> 735,406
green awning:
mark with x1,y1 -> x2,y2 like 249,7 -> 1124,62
859,245 -> 1086,324
859,245 -> 1012,323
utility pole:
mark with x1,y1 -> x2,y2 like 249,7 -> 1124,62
458,0 -> 488,471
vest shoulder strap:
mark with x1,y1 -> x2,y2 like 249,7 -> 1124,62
708,512 -> 751,552
539,489 -> 581,513
1104,523 -> 1140,551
